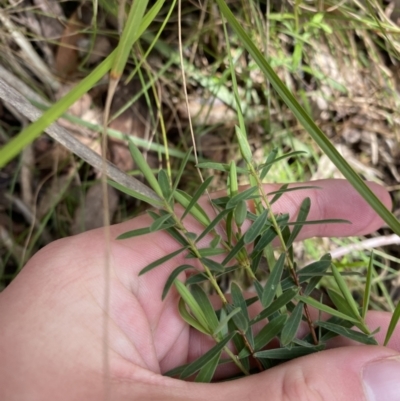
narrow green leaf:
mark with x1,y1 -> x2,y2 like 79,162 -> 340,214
254,315 -> 287,351
254,344 -> 324,359
331,263 -> 361,320
281,302 -> 304,346
262,253 -> 286,308
139,246 -> 187,275
196,209 -> 230,243
210,235 -> 221,248
157,169 -> 171,199
297,295 -> 359,324
174,190 -> 210,227
384,301 -> 400,346
317,321 -> 377,345
197,162 -> 248,174
362,252 -> 374,319
234,200 -> 248,227
229,161 -> 238,196
180,332 -> 235,379
165,226 -> 190,247
111,0 -> 149,78
235,125 -> 252,164
260,148 -> 278,179
226,187 -> 258,209
117,227 -> 150,239
286,197 -> 311,248
182,176 -> 214,220
251,227 -> 277,256
150,213 -> 173,232
254,280 -> 264,301
162,265 -> 193,300
107,180 -> 163,208
191,285 -> 219,332
231,282 -> 251,335
178,298 -> 209,335
195,352 -> 220,383
128,140 -> 163,198
174,280 -> 210,332
244,210 -> 268,244
201,258 -> 225,273
188,248 -> 226,258
251,289 -> 298,325
326,289 -> 359,321
269,184 -> 289,205
171,147 -> 193,201
221,235 -> 245,266
259,150 -> 307,172
213,307 -> 241,336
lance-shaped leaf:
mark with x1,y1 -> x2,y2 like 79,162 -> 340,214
259,150 -> 307,174
178,298 -> 209,335
281,302 -> 304,346
262,253 -> 286,307
170,147 -> 192,201
331,263 -> 361,320
150,213 -> 173,232
234,200 -> 248,227
251,227 -> 277,256
180,332 -> 235,379
181,176 -> 214,220
117,227 -> 150,240
191,284 -> 219,333
251,289 -> 298,325
226,187 -> 258,209
139,246 -> 187,275
317,321 -> 377,345
260,148 -> 278,179
244,209 -> 268,244
254,344 -> 325,359
201,258 -> 225,273
128,140 -> 163,198
213,307 -> 241,336
231,282 -> 251,340
286,197 -> 311,248
384,301 -> 400,346
253,314 -> 287,352
221,235 -> 245,266
229,161 -> 238,196
191,248 -> 226,258
158,169 -> 171,199
162,264 -> 194,300
235,125 -> 252,164
297,295 -> 359,324
174,190 -> 210,227
195,352 -> 220,383
196,209 -> 230,243
326,289 -> 359,321
175,280 -> 210,332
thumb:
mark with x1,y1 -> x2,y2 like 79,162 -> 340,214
184,346 -> 400,401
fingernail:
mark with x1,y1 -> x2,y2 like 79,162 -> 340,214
363,357 -> 400,401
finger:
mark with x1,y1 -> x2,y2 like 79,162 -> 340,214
118,346 -> 400,401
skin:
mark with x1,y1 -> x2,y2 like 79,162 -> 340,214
0,179 -> 399,401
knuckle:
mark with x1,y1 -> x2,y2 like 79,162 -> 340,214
280,366 -> 325,401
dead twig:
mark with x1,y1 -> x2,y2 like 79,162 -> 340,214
0,75 -> 161,204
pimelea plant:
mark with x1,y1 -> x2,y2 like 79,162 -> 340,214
109,138 -> 400,383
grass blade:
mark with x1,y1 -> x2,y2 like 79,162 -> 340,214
384,301 -> 400,346
362,252 -> 374,319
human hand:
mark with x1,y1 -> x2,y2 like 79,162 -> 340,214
1,179 -> 399,401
